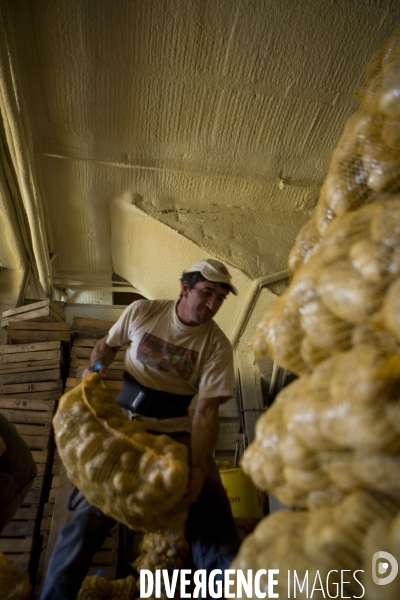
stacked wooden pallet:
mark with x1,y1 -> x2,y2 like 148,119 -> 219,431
67,338 -> 125,400
0,339 -> 66,593
6,322 -> 70,347
0,341 -> 65,400
66,317 -> 125,401
1,298 -> 66,329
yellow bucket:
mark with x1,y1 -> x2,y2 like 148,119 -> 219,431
220,468 -> 264,519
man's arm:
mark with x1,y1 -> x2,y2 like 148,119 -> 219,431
184,395 -> 222,506
82,335 -> 120,377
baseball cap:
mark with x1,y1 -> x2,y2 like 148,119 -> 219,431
186,259 -> 238,295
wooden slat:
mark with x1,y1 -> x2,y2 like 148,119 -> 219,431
0,398 -> 57,411
0,341 -> 61,355
14,423 -> 51,436
0,349 -> 61,365
72,317 -> 116,328
7,331 -> 70,343
46,301 -> 66,321
7,322 -> 70,331
52,459 -> 62,475
36,463 -> 46,476
71,338 -> 127,351
1,520 -> 35,537
6,391 -> 62,400
48,488 -> 57,503
69,365 -> 123,381
70,357 -> 124,370
70,346 -> 125,361
0,359 -> 60,374
12,507 -> 39,520
43,464 -> 73,578
2,306 -> 64,328
0,380 -> 63,394
0,408 -> 53,424
40,517 -> 52,532
70,338 -> 97,347
70,346 -> 93,359
3,554 -> 30,570
19,434 -> 50,450
24,490 -> 42,505
31,475 -> 45,490
0,537 -> 33,552
31,450 -> 48,463
2,299 -> 65,320
65,378 -> 76,389
1,368 -> 61,385
42,504 -> 55,519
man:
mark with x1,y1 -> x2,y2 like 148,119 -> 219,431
40,258 -> 241,600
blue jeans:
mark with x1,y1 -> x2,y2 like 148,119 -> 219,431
40,431 -> 240,600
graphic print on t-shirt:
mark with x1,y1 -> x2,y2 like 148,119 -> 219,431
137,333 -> 198,381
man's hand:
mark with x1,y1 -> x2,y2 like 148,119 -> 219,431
82,335 -> 119,379
82,363 -> 107,379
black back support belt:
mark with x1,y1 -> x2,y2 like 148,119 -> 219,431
115,371 -> 194,419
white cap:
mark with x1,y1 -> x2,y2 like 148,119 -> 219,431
186,259 -> 238,295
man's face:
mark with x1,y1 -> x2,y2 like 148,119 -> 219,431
180,280 -> 228,325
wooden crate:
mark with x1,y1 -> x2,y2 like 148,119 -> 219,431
6,322 -> 70,345
0,340 -> 63,364
71,317 -> 116,339
66,333 -> 125,401
69,356 -> 124,380
1,299 -> 66,329
0,336 -> 67,592
0,397 -> 57,581
0,341 -> 65,398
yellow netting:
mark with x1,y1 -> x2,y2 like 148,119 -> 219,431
240,24 -> 400,600
288,24 -> 400,274
253,198 -> 400,376
0,552 -> 31,600
242,344 -> 400,509
77,574 -> 136,600
53,373 -> 189,532
230,490 -> 400,600
132,531 -> 189,600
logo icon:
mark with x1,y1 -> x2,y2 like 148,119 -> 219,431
372,551 -> 398,585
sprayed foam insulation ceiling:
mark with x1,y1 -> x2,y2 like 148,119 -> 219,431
1,0 -> 400,342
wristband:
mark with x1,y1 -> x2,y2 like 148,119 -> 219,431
93,360 -> 102,373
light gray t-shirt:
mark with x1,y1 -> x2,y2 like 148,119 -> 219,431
107,299 -> 234,432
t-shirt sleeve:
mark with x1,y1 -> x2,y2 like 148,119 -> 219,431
197,333 -> 234,402
106,302 -> 139,347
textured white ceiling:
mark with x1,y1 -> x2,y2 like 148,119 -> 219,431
1,0 -> 400,309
